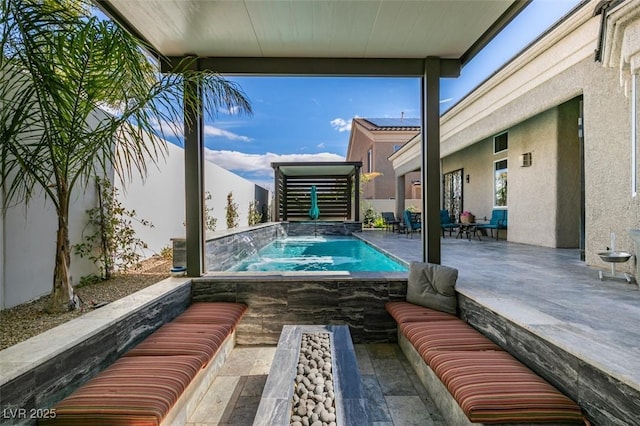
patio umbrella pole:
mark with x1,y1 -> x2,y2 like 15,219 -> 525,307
309,185 -> 320,237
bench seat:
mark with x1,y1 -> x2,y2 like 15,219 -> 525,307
173,302 -> 247,326
40,355 -> 202,426
386,301 -> 587,425
124,323 -> 231,367
386,301 -> 459,324
40,302 -> 247,426
400,321 -> 502,365
429,350 -> 586,424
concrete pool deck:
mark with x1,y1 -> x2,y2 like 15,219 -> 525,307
187,230 -> 640,424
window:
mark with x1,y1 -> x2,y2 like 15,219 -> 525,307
633,74 -> 638,197
367,148 -> 373,173
494,159 -> 508,207
494,132 -> 508,154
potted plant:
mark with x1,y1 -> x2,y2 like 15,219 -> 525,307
460,211 -> 475,224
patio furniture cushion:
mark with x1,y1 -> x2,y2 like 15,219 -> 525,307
406,262 -> 458,314
385,301 -> 459,324
173,302 -> 247,326
40,355 -> 202,426
124,322 -> 230,368
400,321 -> 502,365
428,350 -> 586,424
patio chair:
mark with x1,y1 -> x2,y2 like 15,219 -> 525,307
381,212 -> 400,232
403,210 -> 422,238
440,209 -> 459,237
476,209 -> 508,240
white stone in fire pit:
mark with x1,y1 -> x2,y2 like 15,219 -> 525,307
253,325 -> 367,426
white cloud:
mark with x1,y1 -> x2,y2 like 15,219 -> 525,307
330,118 -> 352,132
203,125 -> 252,142
440,98 -> 453,104
317,142 -> 325,148
204,149 -> 345,176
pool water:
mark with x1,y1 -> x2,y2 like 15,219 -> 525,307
229,236 -> 407,272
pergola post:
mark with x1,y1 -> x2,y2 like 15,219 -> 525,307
395,174 -> 406,220
354,170 -> 360,222
184,62 -> 205,277
421,57 -> 442,264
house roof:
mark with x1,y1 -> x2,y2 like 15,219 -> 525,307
359,118 -> 422,131
272,162 -> 361,178
94,0 -> 529,76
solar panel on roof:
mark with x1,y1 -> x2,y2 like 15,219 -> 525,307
366,118 -> 421,128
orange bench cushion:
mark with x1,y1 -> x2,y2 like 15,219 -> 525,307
41,355 -> 202,426
173,302 -> 247,326
386,301 -> 458,324
400,321 -> 503,365
428,350 -> 586,424
124,323 -> 230,367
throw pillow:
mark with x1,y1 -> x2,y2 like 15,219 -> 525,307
406,261 -> 458,314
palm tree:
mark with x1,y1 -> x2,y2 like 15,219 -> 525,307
0,0 -> 252,312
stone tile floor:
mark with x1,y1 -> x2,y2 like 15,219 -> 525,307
186,343 -> 446,426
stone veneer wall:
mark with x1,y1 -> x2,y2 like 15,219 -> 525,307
282,221 -> 362,236
458,295 -> 640,426
0,280 -> 191,426
172,221 -> 363,271
191,273 -> 406,344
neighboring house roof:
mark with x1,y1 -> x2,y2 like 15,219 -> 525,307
346,117 -> 420,161
356,117 -> 421,132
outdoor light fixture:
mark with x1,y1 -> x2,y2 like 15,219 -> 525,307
466,174 -> 470,183
519,152 -> 532,167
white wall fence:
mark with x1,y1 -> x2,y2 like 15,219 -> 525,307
1,141 -> 268,309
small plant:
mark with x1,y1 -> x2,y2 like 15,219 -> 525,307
76,274 -> 102,288
460,210 -> 476,224
373,216 -> 386,228
204,191 -> 217,232
226,192 -> 239,229
248,200 -> 262,226
159,245 -> 173,260
75,177 -> 153,280
363,206 -> 377,228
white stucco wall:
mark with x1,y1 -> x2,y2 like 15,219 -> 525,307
1,138 -> 266,309
115,141 -> 265,258
1,178 -> 101,309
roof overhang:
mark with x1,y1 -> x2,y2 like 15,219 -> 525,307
272,162 -> 362,178
94,0 -> 530,76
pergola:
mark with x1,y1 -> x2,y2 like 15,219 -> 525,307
272,162 -> 362,222
96,0 -> 530,277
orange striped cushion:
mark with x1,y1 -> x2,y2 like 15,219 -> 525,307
173,302 -> 247,326
124,323 -> 229,367
429,351 -> 585,424
400,321 -> 502,365
41,355 -> 201,426
386,301 -> 458,324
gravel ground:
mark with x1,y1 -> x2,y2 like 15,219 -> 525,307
0,256 -> 172,351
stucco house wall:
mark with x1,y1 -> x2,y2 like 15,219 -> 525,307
437,1 -> 638,274
346,118 -> 419,201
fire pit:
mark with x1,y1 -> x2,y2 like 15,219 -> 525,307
253,325 -> 367,426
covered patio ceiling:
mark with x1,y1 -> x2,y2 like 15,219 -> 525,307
96,0 -> 529,76
93,0 -> 531,273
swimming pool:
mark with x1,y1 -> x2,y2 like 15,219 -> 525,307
228,236 -> 407,272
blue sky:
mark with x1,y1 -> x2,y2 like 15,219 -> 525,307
192,0 -> 583,189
